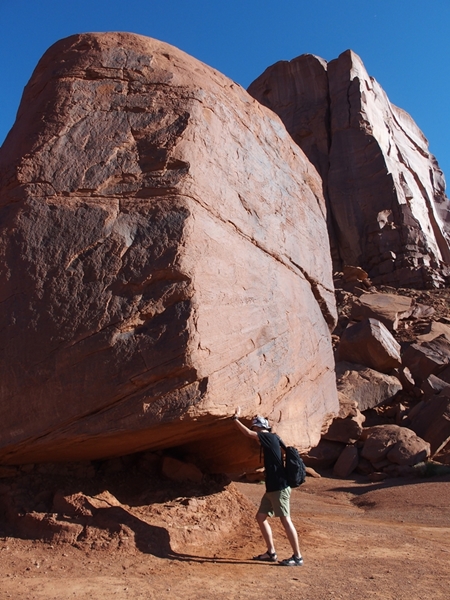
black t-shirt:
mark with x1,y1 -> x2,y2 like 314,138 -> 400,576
257,432 -> 288,493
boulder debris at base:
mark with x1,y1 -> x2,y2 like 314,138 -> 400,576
350,292 -> 414,331
402,335 -> 450,384
0,455 -> 256,552
418,321 -> 450,343
420,374 -> 450,399
305,277 -> 450,479
333,445 -> 359,478
0,32 -> 338,471
336,362 -> 402,412
409,393 -> 450,457
302,439 -> 345,470
322,391 -> 365,443
361,425 -> 430,467
249,50 -> 450,288
319,424 -> 430,480
337,318 -> 402,373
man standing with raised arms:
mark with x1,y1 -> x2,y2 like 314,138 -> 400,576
232,406 -> 303,566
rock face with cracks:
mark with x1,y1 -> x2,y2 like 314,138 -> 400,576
0,33 -> 337,471
248,50 -> 450,288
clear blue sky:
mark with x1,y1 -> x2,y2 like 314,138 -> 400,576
1,0 -> 449,181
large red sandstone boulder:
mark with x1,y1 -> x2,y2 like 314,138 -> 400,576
248,50 -> 450,288
0,33 -> 337,470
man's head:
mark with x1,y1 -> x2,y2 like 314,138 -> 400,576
250,415 -> 271,431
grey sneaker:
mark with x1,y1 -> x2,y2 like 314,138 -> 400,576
279,555 -> 304,566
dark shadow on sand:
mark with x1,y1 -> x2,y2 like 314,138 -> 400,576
326,472 -> 450,497
74,506 -> 261,564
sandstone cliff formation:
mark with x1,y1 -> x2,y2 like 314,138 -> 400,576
0,33 -> 338,469
248,50 -> 450,289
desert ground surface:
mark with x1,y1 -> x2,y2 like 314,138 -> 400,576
1,470 -> 449,600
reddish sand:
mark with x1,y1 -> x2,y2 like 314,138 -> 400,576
1,473 -> 449,600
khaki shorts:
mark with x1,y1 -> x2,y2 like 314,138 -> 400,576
257,487 -> 291,517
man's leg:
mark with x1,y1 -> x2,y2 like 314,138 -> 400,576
279,515 -> 301,558
256,511 -> 276,555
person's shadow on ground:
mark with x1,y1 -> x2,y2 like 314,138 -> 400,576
90,506 -> 256,564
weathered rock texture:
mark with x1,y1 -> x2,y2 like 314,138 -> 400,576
335,362 -> 402,411
0,33 -> 337,469
337,318 -> 402,373
361,425 -> 430,467
333,445 -> 359,478
248,50 -> 450,288
402,335 -> 450,384
418,321 -> 450,343
410,394 -> 450,456
350,292 -> 414,331
322,391 -> 365,443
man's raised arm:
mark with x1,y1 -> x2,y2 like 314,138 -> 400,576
231,406 -> 258,439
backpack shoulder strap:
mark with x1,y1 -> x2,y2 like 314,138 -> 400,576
278,437 -> 287,452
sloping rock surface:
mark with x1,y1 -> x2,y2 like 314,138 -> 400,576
248,50 -> 450,288
418,321 -> 450,343
350,292 -> 414,331
402,335 -> 450,383
0,33 -> 337,469
337,318 -> 402,373
335,362 -> 402,411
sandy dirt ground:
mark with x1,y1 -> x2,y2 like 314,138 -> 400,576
1,472 -> 449,600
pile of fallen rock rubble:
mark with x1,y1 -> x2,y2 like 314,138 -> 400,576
304,266 -> 450,480
0,453 -> 253,550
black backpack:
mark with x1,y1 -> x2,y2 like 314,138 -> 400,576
280,441 -> 306,488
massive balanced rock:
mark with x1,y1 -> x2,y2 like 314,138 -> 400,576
248,50 -> 450,288
0,33 -> 337,471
